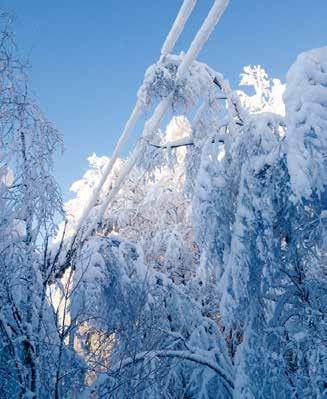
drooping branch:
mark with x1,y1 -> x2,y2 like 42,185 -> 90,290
213,75 -> 246,126
148,137 -> 194,149
105,349 -> 234,393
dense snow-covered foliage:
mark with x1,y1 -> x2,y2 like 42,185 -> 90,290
1,2 -> 326,398
285,47 -> 327,201
58,45 -> 326,398
0,13 -> 85,398
237,65 -> 285,116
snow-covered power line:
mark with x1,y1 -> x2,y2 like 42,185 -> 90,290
161,0 -> 197,58
91,0 -> 230,232
176,0 -> 229,80
73,0 -> 198,236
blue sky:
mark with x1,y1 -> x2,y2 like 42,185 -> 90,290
3,0 -> 326,200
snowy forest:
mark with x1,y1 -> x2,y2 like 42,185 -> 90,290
0,1 -> 326,398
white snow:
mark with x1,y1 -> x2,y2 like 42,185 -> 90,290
176,0 -> 229,81
284,46 -> 327,200
161,0 -> 197,58
237,65 -> 285,116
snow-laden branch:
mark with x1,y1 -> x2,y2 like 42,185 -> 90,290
149,136 -> 194,149
213,74 -> 246,127
96,349 -> 234,395
147,117 -> 228,150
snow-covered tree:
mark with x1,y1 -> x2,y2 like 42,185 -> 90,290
62,43 -> 327,398
2,2 -> 326,397
0,13 -> 84,398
